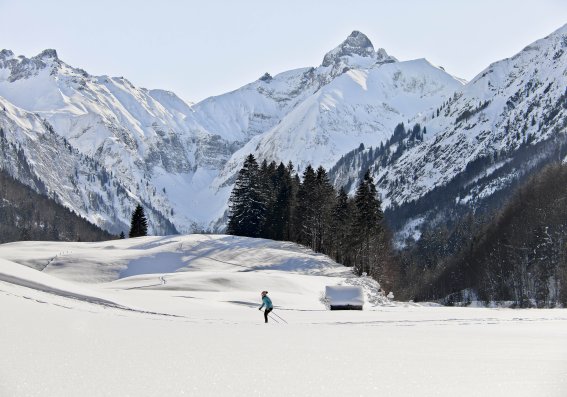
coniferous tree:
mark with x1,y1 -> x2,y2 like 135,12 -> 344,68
392,122 -> 406,143
331,187 -> 353,265
294,165 -> 318,247
352,170 -> 384,275
287,163 -> 301,241
412,123 -> 421,140
260,160 -> 279,239
227,154 -> 268,237
313,166 -> 336,253
353,171 -> 383,234
0,169 -> 115,243
410,163 -> 567,307
264,162 -> 293,241
119,231 -> 125,239
224,156 -> 399,297
129,204 -> 148,238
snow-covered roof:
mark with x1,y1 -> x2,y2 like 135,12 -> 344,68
325,285 -> 364,306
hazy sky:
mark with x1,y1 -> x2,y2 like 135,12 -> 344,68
1,0 -> 566,103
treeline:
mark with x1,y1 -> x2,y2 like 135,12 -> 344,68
332,122 -> 426,172
226,144 -> 567,308
329,122 -> 426,192
227,154 -> 397,291
0,168 -> 115,243
403,163 -> 567,307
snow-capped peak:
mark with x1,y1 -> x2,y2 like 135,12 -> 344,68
1,24 -> 565,238
0,49 -> 14,60
0,49 -> 63,83
34,49 -> 59,60
321,31 -> 396,68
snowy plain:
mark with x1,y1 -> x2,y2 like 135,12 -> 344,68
0,235 -> 566,397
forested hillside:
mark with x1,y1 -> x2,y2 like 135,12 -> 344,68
226,154 -> 398,293
400,163 -> 567,307
0,169 -> 115,243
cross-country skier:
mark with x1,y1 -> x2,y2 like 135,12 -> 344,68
258,290 -> 273,323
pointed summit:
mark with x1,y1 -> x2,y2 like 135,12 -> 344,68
34,49 -> 59,60
322,31 -> 374,67
341,31 -> 374,51
0,49 -> 62,83
322,31 -> 395,68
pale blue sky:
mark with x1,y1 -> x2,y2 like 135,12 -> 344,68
1,0 -> 566,103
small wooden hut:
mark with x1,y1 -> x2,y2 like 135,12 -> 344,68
325,286 -> 364,310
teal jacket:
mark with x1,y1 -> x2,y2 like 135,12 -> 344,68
260,295 -> 273,309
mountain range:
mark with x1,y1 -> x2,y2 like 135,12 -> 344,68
0,24 -> 565,238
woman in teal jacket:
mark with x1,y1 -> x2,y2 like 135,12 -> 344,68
259,291 -> 273,323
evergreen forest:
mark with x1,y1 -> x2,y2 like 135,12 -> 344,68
0,169 -> 115,243
228,155 -> 567,308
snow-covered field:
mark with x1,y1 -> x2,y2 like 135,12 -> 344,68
1,235 -> 566,396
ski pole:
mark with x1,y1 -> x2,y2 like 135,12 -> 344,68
271,310 -> 288,324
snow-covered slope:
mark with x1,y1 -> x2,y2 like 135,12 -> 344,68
216,57 -> 463,186
329,24 -> 567,235
0,31 -> 463,232
2,25 -> 564,235
0,235 -> 387,312
1,236 -> 566,396
0,49 -> 203,170
385,23 -> 567,205
0,95 -> 177,234
192,31 -> 398,145
0,49 -> 234,232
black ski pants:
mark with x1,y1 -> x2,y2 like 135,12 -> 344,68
264,307 -> 273,323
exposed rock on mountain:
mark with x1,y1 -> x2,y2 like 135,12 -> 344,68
1,25 -> 565,238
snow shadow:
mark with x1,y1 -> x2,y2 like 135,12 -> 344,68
225,300 -> 258,308
119,252 -> 187,278
128,237 -> 182,251
237,257 -> 331,274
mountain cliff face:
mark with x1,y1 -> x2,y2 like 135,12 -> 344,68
1,25 -> 565,237
0,96 -> 177,235
0,48 -> 230,232
0,167 -> 115,243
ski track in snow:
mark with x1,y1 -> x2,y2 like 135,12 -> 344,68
1,235 -> 566,397
0,279 -> 183,319
124,274 -> 168,290
3,274 -> 564,328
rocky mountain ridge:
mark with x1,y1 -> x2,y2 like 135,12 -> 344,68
328,24 -> 567,241
1,25 -> 565,238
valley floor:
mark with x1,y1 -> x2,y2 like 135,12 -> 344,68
0,235 -> 566,396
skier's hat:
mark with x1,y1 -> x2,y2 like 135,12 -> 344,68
261,290 -> 268,295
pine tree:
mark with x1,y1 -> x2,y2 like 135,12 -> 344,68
331,187 -> 353,264
129,204 -> 148,238
264,162 -> 293,240
392,122 -> 406,143
287,163 -> 300,241
227,154 -> 268,237
294,165 -> 318,247
354,171 -> 383,231
119,231 -> 125,239
352,170 -> 383,275
259,160 -> 278,238
313,166 -> 336,252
